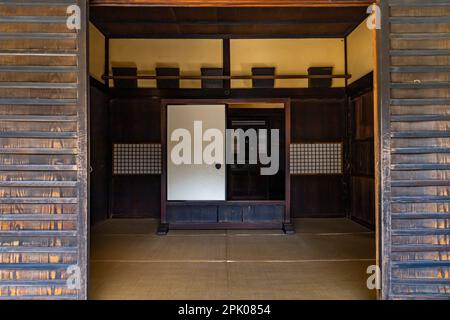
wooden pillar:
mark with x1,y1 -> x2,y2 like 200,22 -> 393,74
223,39 -> 231,90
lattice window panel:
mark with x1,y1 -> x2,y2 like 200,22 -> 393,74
290,143 -> 342,175
113,144 -> 161,175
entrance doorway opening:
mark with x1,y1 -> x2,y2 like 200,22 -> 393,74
87,4 -> 378,299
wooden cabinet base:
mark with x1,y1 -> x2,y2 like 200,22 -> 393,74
157,202 -> 294,235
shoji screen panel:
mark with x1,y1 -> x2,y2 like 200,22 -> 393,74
0,0 -> 88,299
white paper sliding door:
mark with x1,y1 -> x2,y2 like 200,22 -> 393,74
167,105 -> 226,201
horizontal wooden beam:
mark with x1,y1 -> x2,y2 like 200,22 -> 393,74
103,74 -> 351,80
93,19 -> 362,25
90,0 -> 373,7
108,87 -> 347,100
105,33 -> 348,39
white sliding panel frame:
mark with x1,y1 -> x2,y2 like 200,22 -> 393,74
167,104 -> 226,201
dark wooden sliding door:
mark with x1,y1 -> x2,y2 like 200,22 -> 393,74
378,0 -> 450,299
290,99 -> 347,217
109,98 -> 161,218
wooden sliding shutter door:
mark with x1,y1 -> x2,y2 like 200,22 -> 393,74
0,1 -> 88,299
378,0 -> 450,299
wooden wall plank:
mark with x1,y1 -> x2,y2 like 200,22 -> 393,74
0,0 -> 88,299
380,0 -> 450,299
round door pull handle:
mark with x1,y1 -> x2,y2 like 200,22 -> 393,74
215,163 -> 222,170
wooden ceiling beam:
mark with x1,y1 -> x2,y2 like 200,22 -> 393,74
90,0 -> 373,7
91,19 -> 363,25
89,3 -> 369,38
104,33 -> 348,39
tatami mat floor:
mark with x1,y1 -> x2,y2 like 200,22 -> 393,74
89,218 -> 376,300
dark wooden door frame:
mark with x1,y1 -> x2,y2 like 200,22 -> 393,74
160,98 -> 291,232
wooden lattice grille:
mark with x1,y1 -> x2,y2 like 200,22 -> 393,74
113,144 -> 161,175
0,0 -> 88,299
290,143 -> 343,175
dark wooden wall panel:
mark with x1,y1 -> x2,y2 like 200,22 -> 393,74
110,98 -> 161,143
109,98 -> 161,218
351,176 -> 374,227
111,176 -> 161,218
90,83 -> 109,225
291,175 -> 345,217
380,0 -> 450,299
0,1 -> 88,299
291,100 -> 345,142
290,99 -> 346,217
349,89 -> 375,229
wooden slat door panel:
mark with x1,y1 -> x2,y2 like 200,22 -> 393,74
0,0 -> 88,299
380,0 -> 450,299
